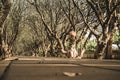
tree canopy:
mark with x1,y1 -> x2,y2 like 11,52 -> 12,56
0,0 -> 120,59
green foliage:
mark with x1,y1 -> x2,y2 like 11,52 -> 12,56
113,33 -> 120,42
113,33 -> 120,50
87,41 -> 96,52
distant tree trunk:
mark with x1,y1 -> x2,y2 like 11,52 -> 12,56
80,32 -> 92,59
0,0 -> 11,58
94,34 -> 109,59
94,30 -> 115,59
94,40 -> 107,59
0,34 -> 3,56
50,41 -> 55,57
80,25 -> 97,59
105,34 -> 113,59
105,10 -> 118,59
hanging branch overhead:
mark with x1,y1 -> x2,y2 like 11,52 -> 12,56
0,0 -> 11,26
72,0 -> 99,37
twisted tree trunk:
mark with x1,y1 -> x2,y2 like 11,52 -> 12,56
105,34 -> 113,59
0,0 -> 11,58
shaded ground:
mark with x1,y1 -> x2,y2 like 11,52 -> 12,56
0,57 -> 120,80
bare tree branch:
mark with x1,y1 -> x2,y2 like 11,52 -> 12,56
72,0 -> 98,37
86,0 -> 103,26
105,0 -> 110,15
0,0 -> 11,27
104,1 -> 120,27
60,0 -> 75,31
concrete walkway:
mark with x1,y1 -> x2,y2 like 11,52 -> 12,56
0,60 -> 10,77
0,57 -> 120,80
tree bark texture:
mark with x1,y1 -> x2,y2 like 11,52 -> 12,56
0,0 -> 11,57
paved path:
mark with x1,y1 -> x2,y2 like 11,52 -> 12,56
0,57 -> 120,80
